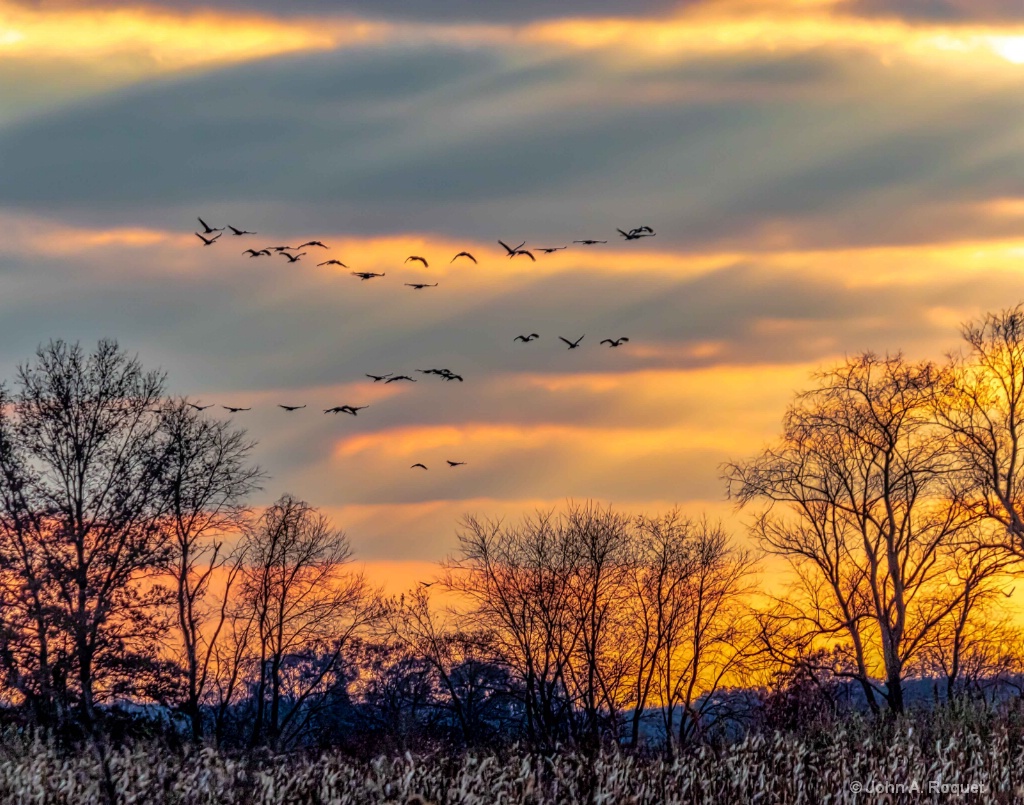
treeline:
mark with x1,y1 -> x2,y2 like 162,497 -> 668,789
1,307 -> 1024,757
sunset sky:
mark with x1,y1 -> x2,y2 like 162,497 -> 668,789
2,0 -> 1024,591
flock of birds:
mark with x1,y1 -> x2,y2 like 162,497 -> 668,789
191,216 -> 654,469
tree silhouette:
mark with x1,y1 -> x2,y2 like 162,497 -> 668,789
725,353 -> 1004,714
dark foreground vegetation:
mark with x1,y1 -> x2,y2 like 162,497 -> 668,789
1,701 -> 1022,803
4,306 -> 1024,800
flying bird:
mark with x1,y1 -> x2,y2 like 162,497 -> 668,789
195,232 -> 221,246
601,337 -> 630,347
189,402 -> 214,411
617,227 -> 655,240
271,246 -> 298,252
278,404 -> 306,411
514,334 -> 540,342
340,405 -> 368,415
441,372 -> 464,382
228,226 -> 256,236
419,581 -> 436,586
222,406 -> 251,413
1004,587 -> 1016,598
447,460 -> 466,467
573,239 -> 606,245
385,375 -> 417,383
366,373 -> 392,382
243,248 -> 271,257
324,406 -> 348,414
451,251 -> 477,264
411,464 -> 428,470
405,256 -> 429,267
318,260 -> 348,267
197,217 -> 223,234
498,239 -> 526,256
537,247 -> 567,253
405,283 -> 438,289
559,335 -> 585,349
281,252 -> 307,263
299,240 -> 328,249
510,249 -> 536,262
352,272 -> 385,280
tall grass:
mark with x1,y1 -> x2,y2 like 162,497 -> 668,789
1,706 -> 1022,803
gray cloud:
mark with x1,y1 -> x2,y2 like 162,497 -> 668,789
11,0 -> 690,23
0,42 -> 1021,253
839,0 -> 1024,23
3,25 -> 1024,561
0,224 -> 1017,558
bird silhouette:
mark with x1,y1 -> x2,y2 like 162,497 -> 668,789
451,251 -> 477,263
617,227 -> 655,240
278,404 -> 306,411
515,334 -> 540,342
318,259 -> 348,267
510,249 -> 536,262
271,246 -> 298,251
366,373 -> 392,382
340,405 -> 368,415
1004,587 -> 1016,598
411,463 -> 428,470
405,283 -> 438,289
299,240 -> 328,249
281,252 -> 307,263
573,239 -> 606,245
601,337 -> 630,347
560,335 -> 585,349
195,232 -> 221,246
324,406 -> 348,414
243,248 -> 271,257
537,247 -> 567,253
352,272 -> 385,280
419,580 -> 436,586
386,375 -> 417,383
228,226 -> 256,236
498,239 -> 526,256
197,216 -> 223,234
189,402 -> 214,411
447,460 -> 466,467
405,256 -> 429,267
222,406 -> 251,413
441,372 -> 464,382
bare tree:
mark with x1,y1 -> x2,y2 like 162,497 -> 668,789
657,519 -> 756,752
381,586 -> 496,745
239,495 -> 378,748
621,511 -> 696,750
445,509 -> 583,749
561,503 -> 633,753
933,305 -> 1024,558
725,353 -> 993,714
158,398 -> 262,741
447,502 -> 755,752
0,340 -> 175,738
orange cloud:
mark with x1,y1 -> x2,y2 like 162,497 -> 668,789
521,1 -> 1024,69
0,1 -> 382,74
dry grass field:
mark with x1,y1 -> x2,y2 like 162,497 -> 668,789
0,711 -> 1020,805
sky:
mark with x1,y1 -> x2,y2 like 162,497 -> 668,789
2,0 -> 1024,592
